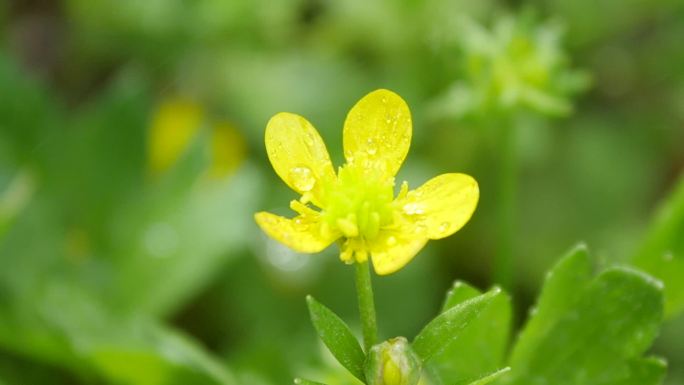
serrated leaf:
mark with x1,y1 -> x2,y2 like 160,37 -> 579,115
466,367 -> 510,385
503,263 -> 665,385
632,173 -> 684,318
306,296 -> 365,382
428,282 -> 511,385
412,288 -> 502,362
509,244 -> 593,365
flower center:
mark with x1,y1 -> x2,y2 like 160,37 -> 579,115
322,165 -> 395,241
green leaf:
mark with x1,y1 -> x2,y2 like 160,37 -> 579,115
0,283 -> 236,385
306,296 -> 366,382
503,252 -> 665,385
412,288 -> 502,362
294,378 -> 327,385
613,357 -> 667,385
441,281 -> 483,312
508,244 -> 593,366
113,164 -> 262,317
428,282 -> 512,385
632,173 -> 684,318
466,367 -> 511,385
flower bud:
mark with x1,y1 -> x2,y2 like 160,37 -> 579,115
365,337 -> 421,385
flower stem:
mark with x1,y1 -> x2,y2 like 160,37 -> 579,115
355,259 -> 378,352
494,117 -> 517,290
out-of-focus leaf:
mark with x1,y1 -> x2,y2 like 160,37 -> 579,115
306,296 -> 366,382
294,378 -> 327,385
112,161 -> 262,317
412,288 -> 502,362
427,282 -> 511,385
632,173 -> 684,318
467,367 -> 510,385
0,353 -> 79,385
502,247 -> 665,384
0,283 -> 236,385
0,170 -> 35,239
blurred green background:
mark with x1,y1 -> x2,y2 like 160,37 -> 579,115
0,0 -> 683,384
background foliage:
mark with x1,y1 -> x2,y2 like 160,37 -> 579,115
0,0 -> 683,384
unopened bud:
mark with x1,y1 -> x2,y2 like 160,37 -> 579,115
365,337 -> 421,385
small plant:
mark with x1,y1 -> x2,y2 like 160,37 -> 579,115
256,90 -> 666,385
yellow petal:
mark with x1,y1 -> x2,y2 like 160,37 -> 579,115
343,89 -> 412,178
254,211 -> 338,253
265,113 -> 336,206
399,173 -> 479,240
370,229 -> 428,275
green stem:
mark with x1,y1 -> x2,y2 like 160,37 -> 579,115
494,118 -> 517,290
355,259 -> 378,352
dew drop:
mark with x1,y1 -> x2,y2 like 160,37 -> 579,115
386,236 -> 397,246
304,132 -> 315,146
289,166 -> 316,192
403,202 -> 425,215
293,217 -> 310,231
439,222 -> 450,233
366,138 -> 377,155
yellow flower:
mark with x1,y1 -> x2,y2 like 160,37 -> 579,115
148,98 -> 204,175
255,89 -> 479,275
148,98 -> 246,179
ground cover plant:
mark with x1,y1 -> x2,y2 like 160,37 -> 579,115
1,1 -> 683,384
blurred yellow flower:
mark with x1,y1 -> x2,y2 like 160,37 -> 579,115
148,98 -> 246,179
209,121 -> 247,178
255,89 -> 479,275
149,98 -> 204,175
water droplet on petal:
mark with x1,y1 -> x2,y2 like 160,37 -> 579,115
289,166 -> 316,192
366,138 -> 377,155
439,222 -> 450,233
416,224 -> 428,234
386,236 -> 397,246
293,217 -> 310,231
303,131 -> 316,146
403,202 -> 425,215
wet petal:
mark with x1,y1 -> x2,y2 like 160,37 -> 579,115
265,113 -> 336,205
399,173 -> 479,240
255,212 -> 339,253
369,229 -> 428,275
343,89 -> 411,178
